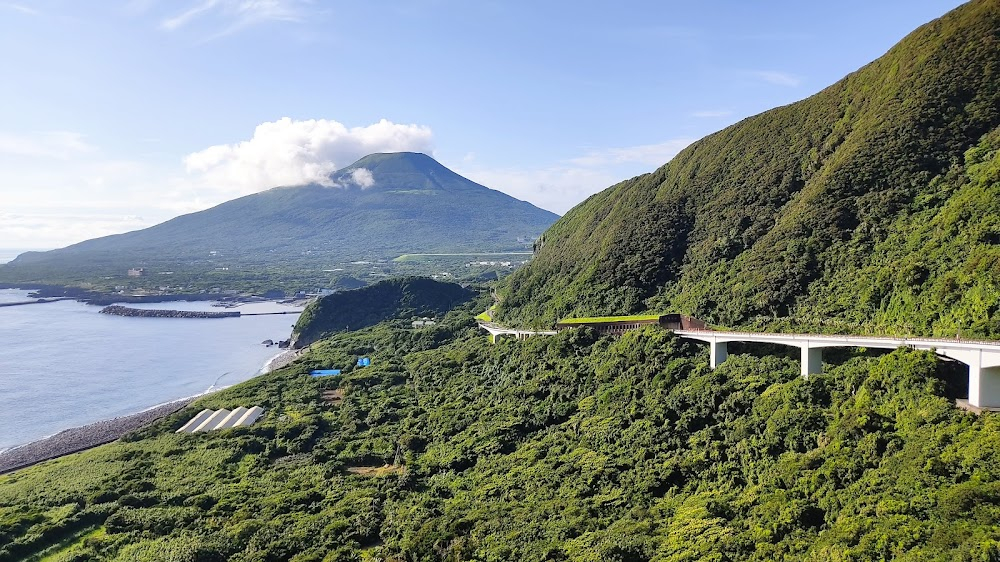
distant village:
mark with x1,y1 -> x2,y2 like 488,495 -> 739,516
113,250 -> 534,299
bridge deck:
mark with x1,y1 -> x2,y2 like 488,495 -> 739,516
478,318 -> 1000,408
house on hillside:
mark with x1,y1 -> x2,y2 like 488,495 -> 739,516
556,314 -> 707,336
411,317 -> 436,328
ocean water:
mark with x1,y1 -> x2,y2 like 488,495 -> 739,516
0,289 -> 302,451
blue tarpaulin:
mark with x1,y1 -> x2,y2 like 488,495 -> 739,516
356,357 -> 371,367
310,369 -> 341,377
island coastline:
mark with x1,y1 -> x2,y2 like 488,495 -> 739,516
0,346 -> 305,475
0,398 -> 194,475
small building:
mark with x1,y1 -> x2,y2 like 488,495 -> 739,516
555,314 -> 707,336
411,317 -> 436,328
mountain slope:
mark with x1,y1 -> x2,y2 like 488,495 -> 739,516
499,0 -> 1000,337
3,308 -> 999,560
3,153 -> 556,276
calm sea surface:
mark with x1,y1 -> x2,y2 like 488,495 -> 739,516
0,289 -> 302,451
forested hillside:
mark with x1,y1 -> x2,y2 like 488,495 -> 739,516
3,304 -> 1000,560
499,0 -> 1000,338
5,3 -> 1000,561
291,277 -> 476,347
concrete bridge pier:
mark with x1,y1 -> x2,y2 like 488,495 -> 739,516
801,346 -> 823,379
710,341 -> 728,369
969,363 -> 1000,409
673,329 -> 1000,410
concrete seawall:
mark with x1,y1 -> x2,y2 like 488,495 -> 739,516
0,298 -> 73,308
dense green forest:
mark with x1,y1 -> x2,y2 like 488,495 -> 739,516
498,0 -> 1000,338
4,3 -> 1000,561
291,278 -> 476,347
4,301 -> 1000,561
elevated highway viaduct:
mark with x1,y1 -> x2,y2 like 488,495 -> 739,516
676,330 -> 1000,409
479,317 -> 1000,409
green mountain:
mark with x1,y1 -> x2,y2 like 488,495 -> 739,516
2,152 -> 556,278
499,0 -> 1000,338
291,277 -> 475,347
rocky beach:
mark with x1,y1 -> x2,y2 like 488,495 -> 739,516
0,345 -> 305,474
0,289 -> 303,466
0,398 -> 194,474
262,348 -> 303,373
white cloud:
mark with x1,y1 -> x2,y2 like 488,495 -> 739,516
183,117 -> 434,196
0,132 -> 175,248
457,165 -> 617,215
161,0 -> 311,38
161,0 -> 219,30
0,2 -> 39,16
692,110 -> 733,118
349,168 -> 375,188
458,139 -> 692,215
752,70 -> 801,87
0,132 -> 95,159
568,139 -> 694,167
0,117 -> 433,249
0,212 -> 153,251
0,123 -> 686,249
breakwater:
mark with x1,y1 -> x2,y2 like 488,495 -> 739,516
0,297 -> 72,308
99,305 -> 240,319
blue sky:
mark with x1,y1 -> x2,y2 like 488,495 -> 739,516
0,0 -> 968,249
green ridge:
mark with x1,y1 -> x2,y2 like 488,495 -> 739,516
498,0 -> 1000,338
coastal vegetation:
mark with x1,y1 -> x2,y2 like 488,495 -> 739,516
498,0 -> 1000,339
291,277 -> 477,348
4,3 -> 1000,561
3,303 -> 1000,560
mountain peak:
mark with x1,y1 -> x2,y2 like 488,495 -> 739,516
347,151 -> 438,168
330,152 -> 479,192
2,150 -> 558,276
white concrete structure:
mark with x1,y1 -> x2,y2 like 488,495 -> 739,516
478,322 -> 557,343
235,406 -> 264,427
214,407 -> 249,430
176,406 -> 265,433
675,330 -> 1000,408
194,409 -> 231,432
176,409 -> 214,433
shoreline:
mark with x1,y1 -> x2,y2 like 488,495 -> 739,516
0,398 -> 194,475
0,348 -> 303,475
0,283 -> 314,308
262,348 -> 303,373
